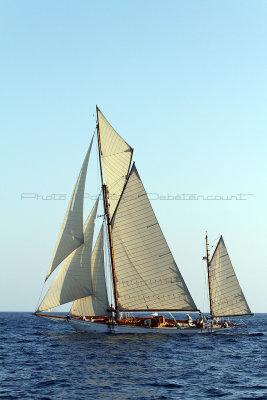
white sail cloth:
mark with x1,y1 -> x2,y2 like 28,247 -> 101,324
45,137 -> 94,280
37,198 -> 99,312
70,225 -> 109,317
97,109 -> 133,216
111,164 -> 198,311
209,236 -> 251,317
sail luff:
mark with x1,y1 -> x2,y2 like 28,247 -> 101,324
110,161 -> 133,225
45,136 -> 94,280
96,106 -> 105,200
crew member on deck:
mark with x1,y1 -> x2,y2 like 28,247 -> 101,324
197,312 -> 204,328
186,314 -> 194,326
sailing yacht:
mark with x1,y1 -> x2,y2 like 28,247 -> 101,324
34,106 -> 252,334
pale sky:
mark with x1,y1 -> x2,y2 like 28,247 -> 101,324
1,1 -> 266,312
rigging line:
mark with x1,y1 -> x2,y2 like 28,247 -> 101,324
209,236 -> 221,245
102,150 -> 130,157
35,280 -> 46,312
104,174 -> 127,191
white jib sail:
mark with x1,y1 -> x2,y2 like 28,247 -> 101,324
97,109 -> 133,217
111,164 -> 198,311
37,198 -> 99,312
70,225 -> 109,317
209,236 -> 251,317
45,136 -> 94,280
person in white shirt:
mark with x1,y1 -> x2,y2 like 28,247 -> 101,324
186,314 -> 194,326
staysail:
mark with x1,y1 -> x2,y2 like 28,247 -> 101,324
111,164 -> 198,311
209,236 -> 251,317
37,198 -> 99,312
97,108 -> 133,217
45,136 -> 94,280
70,225 -> 109,317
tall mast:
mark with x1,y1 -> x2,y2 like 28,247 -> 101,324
205,233 -> 213,322
96,105 -> 119,310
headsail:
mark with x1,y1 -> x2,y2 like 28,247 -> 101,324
111,164 -> 198,311
209,236 -> 251,317
45,136 -> 94,280
37,198 -> 99,312
97,108 -> 133,217
70,225 -> 109,316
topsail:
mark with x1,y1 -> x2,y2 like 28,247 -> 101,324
97,108 -> 133,216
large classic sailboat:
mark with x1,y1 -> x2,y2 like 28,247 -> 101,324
35,106 -> 252,334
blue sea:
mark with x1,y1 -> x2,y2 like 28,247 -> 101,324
1,313 -> 267,400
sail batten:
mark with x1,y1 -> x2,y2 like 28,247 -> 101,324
37,198 -> 99,312
111,164 -> 197,311
209,236 -> 251,317
45,137 -> 94,280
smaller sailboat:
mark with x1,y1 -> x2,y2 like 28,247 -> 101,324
34,107 -> 252,334
204,234 -> 252,327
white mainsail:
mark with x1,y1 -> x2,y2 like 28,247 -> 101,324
209,236 -> 251,317
97,108 -> 133,216
70,225 -> 109,317
37,198 -> 99,312
45,137 -> 94,280
111,164 -> 198,311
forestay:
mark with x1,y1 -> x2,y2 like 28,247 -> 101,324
45,137 -> 94,280
70,225 -> 110,317
97,109 -> 133,217
37,198 -> 99,312
111,164 -> 198,311
209,236 -> 251,317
